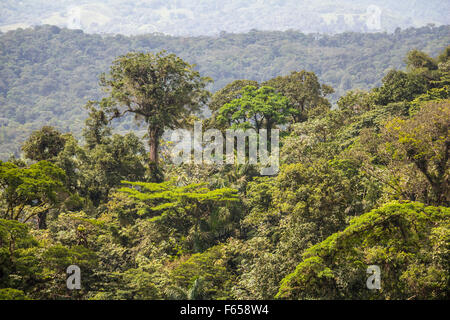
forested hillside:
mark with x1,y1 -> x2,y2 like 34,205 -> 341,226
0,43 -> 449,300
1,25 -> 449,160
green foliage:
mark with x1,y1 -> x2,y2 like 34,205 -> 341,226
384,101 -> 449,205
347,100 -> 449,207
1,25 -> 449,159
119,180 -> 239,215
54,128 -> 147,205
0,45 -> 449,301
233,156 -> 381,299
406,49 -> 439,71
171,244 -> 236,300
39,244 -> 98,299
374,70 -> 428,105
21,126 -> 66,161
277,202 -> 450,300
116,268 -> 160,300
209,80 -> 259,113
0,288 -> 29,300
0,160 -> 66,222
374,48 -> 450,106
98,51 -> 211,172
263,70 -> 333,122
337,90 -> 376,114
0,219 -> 40,293
82,102 -> 112,149
119,180 -> 239,252
216,85 -> 291,130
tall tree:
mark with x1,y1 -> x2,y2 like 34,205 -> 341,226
98,51 -> 211,180
21,126 -> 66,161
406,49 -> 438,71
374,70 -> 428,105
0,161 -> 66,228
82,101 -> 112,150
209,79 -> 259,113
383,101 -> 449,206
216,85 -> 291,132
263,71 -> 334,123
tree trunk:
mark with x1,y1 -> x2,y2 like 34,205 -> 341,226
148,126 -> 163,182
267,121 -> 273,152
148,126 -> 159,165
37,209 -> 48,229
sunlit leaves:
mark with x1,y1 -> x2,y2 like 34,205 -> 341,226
277,202 -> 450,300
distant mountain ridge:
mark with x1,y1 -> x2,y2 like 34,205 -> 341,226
0,0 -> 449,36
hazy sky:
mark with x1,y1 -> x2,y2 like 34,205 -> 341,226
1,0 -> 449,35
